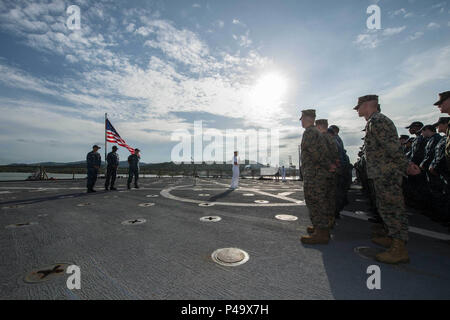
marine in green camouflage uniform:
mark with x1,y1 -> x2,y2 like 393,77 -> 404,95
300,110 -> 333,241
316,119 -> 339,224
354,95 -> 409,264
364,109 -> 408,240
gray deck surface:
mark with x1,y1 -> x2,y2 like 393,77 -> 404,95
0,177 -> 449,300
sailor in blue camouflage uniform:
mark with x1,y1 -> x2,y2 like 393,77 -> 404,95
354,95 -> 410,264
405,121 -> 430,209
408,121 -> 427,166
419,125 -> 442,172
404,137 -> 414,158
127,148 -> 141,189
429,117 -> 450,184
433,91 -> 450,175
433,91 -> 450,228
105,145 -> 119,191
428,118 -> 450,222
86,145 -> 102,193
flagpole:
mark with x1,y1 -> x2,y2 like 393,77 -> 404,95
105,113 -> 107,173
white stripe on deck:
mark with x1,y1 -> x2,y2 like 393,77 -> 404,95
341,210 -> 450,241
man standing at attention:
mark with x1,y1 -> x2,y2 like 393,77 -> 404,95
354,95 -> 409,264
86,145 -> 101,193
105,145 -> 119,191
300,110 -> 333,245
230,151 -> 240,189
281,166 -> 287,182
433,91 -> 450,170
315,119 -> 339,229
127,148 -> 141,189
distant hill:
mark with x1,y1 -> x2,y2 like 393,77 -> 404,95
1,160 -> 272,175
8,161 -> 148,168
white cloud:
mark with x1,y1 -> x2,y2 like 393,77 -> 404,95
407,31 -> 424,41
192,3 -> 201,8
126,23 -> 135,33
355,26 -> 406,49
354,32 -> 380,49
390,8 -> 414,18
232,19 -> 246,27
237,30 -> 252,47
135,26 -> 153,36
142,20 -> 211,71
427,22 -> 440,29
391,8 -> 406,16
65,54 -> 78,63
382,26 -> 406,36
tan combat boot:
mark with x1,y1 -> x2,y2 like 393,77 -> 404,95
371,236 -> 392,248
301,228 -> 330,245
307,226 -> 315,234
375,238 -> 410,264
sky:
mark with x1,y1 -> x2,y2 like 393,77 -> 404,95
0,0 -> 449,165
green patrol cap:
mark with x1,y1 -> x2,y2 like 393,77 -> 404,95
300,109 -> 316,120
433,91 -> 450,106
354,95 -> 378,110
315,119 -> 328,127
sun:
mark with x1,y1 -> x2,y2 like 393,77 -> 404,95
249,72 -> 288,112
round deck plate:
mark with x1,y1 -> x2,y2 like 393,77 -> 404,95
200,216 -> 222,222
275,214 -> 298,221
211,248 -> 249,267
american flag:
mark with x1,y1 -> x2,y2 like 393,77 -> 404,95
106,119 -> 135,154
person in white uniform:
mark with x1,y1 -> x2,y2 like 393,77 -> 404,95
230,151 -> 240,189
281,166 -> 286,182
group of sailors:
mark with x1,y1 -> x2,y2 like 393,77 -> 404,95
86,145 -> 141,193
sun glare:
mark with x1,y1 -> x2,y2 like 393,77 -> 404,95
249,72 -> 288,112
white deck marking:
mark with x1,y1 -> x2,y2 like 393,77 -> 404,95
206,180 -> 304,204
277,192 -> 294,196
341,211 -> 450,241
160,185 -> 305,207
